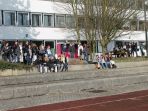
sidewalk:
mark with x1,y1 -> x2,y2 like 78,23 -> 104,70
0,61 -> 148,110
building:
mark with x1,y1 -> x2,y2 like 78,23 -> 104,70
0,0 -> 147,55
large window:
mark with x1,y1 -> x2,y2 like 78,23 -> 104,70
17,12 -> 29,26
0,11 -> 2,25
130,20 -> 137,31
78,17 -> 85,28
139,21 -> 145,31
43,14 -> 53,27
4,11 -> 15,26
55,15 -> 65,28
31,13 -> 41,27
66,15 -> 74,28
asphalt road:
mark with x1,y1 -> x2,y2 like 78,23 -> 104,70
9,90 -> 148,111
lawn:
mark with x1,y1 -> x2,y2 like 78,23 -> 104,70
113,57 -> 148,63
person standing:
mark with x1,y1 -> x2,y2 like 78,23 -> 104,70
69,43 -> 75,58
78,43 -> 83,60
23,41 -> 29,64
83,44 -> 88,62
25,44 -> 32,65
13,41 -> 21,63
46,45 -> 52,57
32,43 -> 38,64
19,42 -> 24,63
2,42 -> 10,61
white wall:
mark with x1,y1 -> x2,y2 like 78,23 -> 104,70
0,0 -> 75,40
0,0 -> 147,43
0,0 -> 147,19
0,26 -> 78,40
115,31 -> 146,41
0,0 -> 72,14
107,41 -> 115,52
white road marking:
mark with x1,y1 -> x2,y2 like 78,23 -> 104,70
52,94 -> 148,111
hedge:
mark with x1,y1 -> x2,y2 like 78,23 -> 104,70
0,60 -> 33,71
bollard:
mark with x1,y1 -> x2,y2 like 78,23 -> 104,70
39,64 -> 43,73
55,65 -> 58,73
44,66 -> 48,73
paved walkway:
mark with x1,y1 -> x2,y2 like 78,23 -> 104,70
1,61 -> 148,111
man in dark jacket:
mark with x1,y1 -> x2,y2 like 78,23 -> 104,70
69,43 -> 75,58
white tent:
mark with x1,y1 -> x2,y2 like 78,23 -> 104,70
115,31 -> 146,41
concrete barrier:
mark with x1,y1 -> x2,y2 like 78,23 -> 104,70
0,74 -> 148,100
116,61 -> 148,68
0,68 -> 38,76
0,61 -> 148,76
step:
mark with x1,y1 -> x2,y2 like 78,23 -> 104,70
0,61 -> 148,110
0,65 -> 148,110
116,60 -> 148,68
0,72 -> 148,100
68,58 -> 85,65
0,61 -> 147,77
0,65 -> 148,86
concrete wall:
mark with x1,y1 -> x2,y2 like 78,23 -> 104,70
0,0 -> 147,41
0,0 -> 71,14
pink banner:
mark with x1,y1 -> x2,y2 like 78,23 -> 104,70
56,44 -> 62,56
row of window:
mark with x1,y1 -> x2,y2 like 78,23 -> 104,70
0,10 -> 146,31
0,10 -> 74,28
122,19 -> 147,31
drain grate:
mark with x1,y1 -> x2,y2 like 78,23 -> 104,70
81,88 -> 107,93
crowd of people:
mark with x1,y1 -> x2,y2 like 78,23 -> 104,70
112,42 -> 146,58
0,40 -> 68,73
2,40 -> 137,73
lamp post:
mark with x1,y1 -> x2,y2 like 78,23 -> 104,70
144,0 -> 148,56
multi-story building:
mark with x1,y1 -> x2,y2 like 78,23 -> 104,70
0,0 -> 147,54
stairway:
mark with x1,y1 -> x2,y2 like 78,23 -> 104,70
1,61 -> 148,110
68,58 -> 86,65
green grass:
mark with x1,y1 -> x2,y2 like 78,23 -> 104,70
0,60 -> 33,71
113,57 -> 148,63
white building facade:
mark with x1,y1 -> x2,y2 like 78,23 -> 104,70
0,0 -> 147,53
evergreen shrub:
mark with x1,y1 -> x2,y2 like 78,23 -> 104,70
0,60 -> 33,71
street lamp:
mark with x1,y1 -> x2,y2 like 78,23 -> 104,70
144,0 -> 148,56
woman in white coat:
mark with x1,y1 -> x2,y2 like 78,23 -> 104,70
78,43 -> 83,60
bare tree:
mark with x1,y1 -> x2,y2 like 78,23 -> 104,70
70,0 -> 81,43
67,0 -> 139,54
96,0 -> 138,53
68,0 -> 97,57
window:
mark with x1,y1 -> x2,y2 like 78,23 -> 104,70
17,12 -> 29,26
43,14 -> 53,27
55,15 -> 65,28
4,11 -> 15,26
136,0 -> 143,10
139,21 -> 145,31
66,15 -> 74,28
31,13 -> 41,27
78,17 -> 85,28
130,20 -> 137,31
122,21 -> 130,30
0,11 -> 2,25
47,0 -> 69,3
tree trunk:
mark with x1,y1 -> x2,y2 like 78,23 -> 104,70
102,44 -> 108,55
87,40 -> 96,62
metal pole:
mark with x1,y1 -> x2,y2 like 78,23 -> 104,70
144,0 -> 148,57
